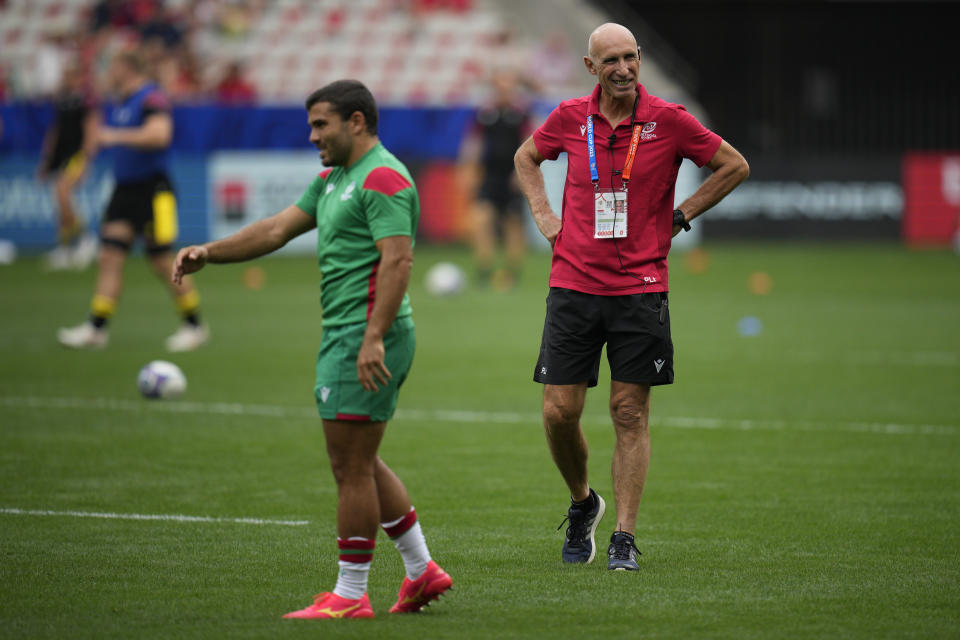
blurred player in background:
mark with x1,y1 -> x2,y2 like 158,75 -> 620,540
57,50 -> 208,352
459,69 -> 532,290
36,63 -> 99,271
172,80 -> 451,620
515,23 -> 749,571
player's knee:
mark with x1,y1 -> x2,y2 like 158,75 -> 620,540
98,240 -> 129,266
328,454 -> 376,486
610,398 -> 649,431
543,398 -> 582,429
100,235 -> 131,254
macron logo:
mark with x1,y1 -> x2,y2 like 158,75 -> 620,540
580,124 -> 587,136
653,359 -> 665,373
320,386 -> 331,403
325,183 -> 335,195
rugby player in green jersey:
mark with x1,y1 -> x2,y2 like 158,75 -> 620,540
172,80 -> 451,619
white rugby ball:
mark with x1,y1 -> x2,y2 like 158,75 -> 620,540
137,360 -> 187,399
0,239 -> 16,265
424,262 -> 466,297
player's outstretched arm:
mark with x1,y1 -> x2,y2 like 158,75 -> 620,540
172,204 -> 316,284
514,136 -> 561,246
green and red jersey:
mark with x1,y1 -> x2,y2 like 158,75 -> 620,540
296,142 -> 418,327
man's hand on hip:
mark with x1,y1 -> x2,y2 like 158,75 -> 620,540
357,333 -> 391,392
535,211 -> 562,247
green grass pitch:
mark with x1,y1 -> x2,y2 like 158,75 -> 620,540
1,243 -> 958,639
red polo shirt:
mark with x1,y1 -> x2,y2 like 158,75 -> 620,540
533,83 -> 721,294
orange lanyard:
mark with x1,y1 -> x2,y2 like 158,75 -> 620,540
620,123 -> 642,187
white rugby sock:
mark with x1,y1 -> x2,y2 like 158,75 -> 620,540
333,537 -> 373,600
382,507 -> 432,580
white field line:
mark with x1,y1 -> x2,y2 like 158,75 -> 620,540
786,349 -> 959,368
0,507 -> 308,526
1,395 -> 957,436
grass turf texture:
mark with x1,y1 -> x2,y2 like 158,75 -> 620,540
1,243 -> 958,639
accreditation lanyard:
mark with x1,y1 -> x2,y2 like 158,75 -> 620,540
586,116 -> 642,191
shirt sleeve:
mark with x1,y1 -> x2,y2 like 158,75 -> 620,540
532,104 -> 566,161
141,89 -> 172,118
673,107 -> 722,167
361,167 -> 416,240
295,174 -> 326,217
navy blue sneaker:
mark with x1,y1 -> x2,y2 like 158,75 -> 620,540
607,531 -> 641,571
558,488 -> 606,563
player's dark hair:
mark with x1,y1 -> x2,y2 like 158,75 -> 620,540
305,80 -> 378,135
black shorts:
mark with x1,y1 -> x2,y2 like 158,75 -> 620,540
534,287 -> 674,388
477,176 -> 524,219
103,174 -> 178,251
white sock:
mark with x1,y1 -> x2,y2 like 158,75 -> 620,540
333,536 -> 373,599
382,508 -> 432,580
333,560 -> 371,600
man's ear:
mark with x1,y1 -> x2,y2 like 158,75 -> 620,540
583,55 -> 597,76
348,111 -> 366,135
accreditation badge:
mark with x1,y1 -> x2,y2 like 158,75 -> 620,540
594,189 -> 628,239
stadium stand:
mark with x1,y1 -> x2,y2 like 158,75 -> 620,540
0,0 -> 691,108
0,0 -> 523,105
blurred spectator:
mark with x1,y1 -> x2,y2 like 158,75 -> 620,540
155,48 -> 201,101
89,0 -> 124,32
484,28 -> 540,94
34,29 -> 72,98
89,0 -> 156,33
215,61 -> 257,104
411,0 -> 473,13
217,0 -> 261,39
527,30 -> 578,96
140,4 -> 185,50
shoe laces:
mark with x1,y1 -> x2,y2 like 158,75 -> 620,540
609,534 -> 640,560
557,507 -> 589,546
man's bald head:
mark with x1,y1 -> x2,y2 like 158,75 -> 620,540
583,23 -> 641,105
587,23 -> 637,60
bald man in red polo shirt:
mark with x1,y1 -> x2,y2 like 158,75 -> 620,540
515,23 -> 749,571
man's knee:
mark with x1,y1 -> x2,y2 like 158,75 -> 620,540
610,396 -> 649,431
97,241 -> 129,269
328,454 -> 376,486
543,395 -> 584,429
